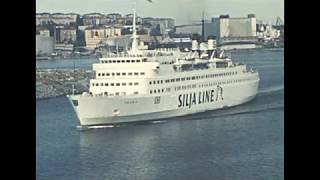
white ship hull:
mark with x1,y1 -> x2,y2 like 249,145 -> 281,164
67,79 -> 259,126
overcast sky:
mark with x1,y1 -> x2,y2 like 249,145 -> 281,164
36,0 -> 284,25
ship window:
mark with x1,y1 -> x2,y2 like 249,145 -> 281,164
149,81 -> 152,85
134,72 -> 139,75
116,73 -> 120,76
166,88 -> 170,92
134,82 -> 139,85
122,72 -> 126,76
181,78 -> 185,81
106,73 -> 110,76
129,82 -> 133,86
154,90 -> 156,93
137,60 -> 140,62
171,79 -> 175,82
102,73 -> 105,76
165,80 -> 169,83
121,60 -> 125,63
157,80 -> 160,84
113,60 -> 116,63
201,75 -> 205,79
186,77 -> 190,80
92,83 -> 95,86
105,83 -> 108,86
176,78 -> 180,81
161,80 -> 163,84
112,73 -> 115,76
101,83 -> 104,86
134,92 -> 139,94
117,60 -> 120,63
150,90 -> 152,94
132,60 -> 135,63
162,89 -> 164,92
153,81 -> 156,84
116,92 -> 120,95
126,60 -> 130,63
142,58 -> 147,62
111,83 -> 114,86
158,89 -> 160,93
98,73 -> 101,76
96,83 -> 99,86
108,61 -> 112,63
128,72 -> 133,76
192,76 -> 195,80
140,72 -> 145,75
116,83 -> 120,86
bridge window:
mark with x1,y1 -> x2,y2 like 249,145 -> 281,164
112,60 -> 116,63
105,83 -> 108,86
137,60 -> 140,62
115,92 -> 119,96
121,60 -> 125,63
154,90 -> 157,93
110,83 -> 114,86
157,80 -> 160,84
129,82 -> 133,86
192,76 -> 195,80
117,60 -> 120,63
122,72 -> 126,76
96,83 -> 99,86
150,90 -> 152,94
149,81 -> 152,85
102,73 -> 105,76
98,73 -> 101,76
116,73 -> 120,76
101,83 -> 103,86
134,72 -> 139,76
116,83 -> 120,86
186,77 -> 190,80
176,78 -> 180,82
161,80 -> 163,84
134,82 -> 139,85
92,83 -> 95,86
131,60 -> 135,63
181,78 -> 185,81
134,92 -> 139,94
106,73 -> 110,76
112,73 -> 115,76
140,72 -> 145,75
126,60 -> 130,63
171,79 -> 175,82
165,80 -> 169,83
153,81 -> 156,84
158,89 -> 160,93
122,83 -> 126,86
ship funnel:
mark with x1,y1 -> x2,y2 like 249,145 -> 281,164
191,40 -> 199,51
207,39 -> 215,50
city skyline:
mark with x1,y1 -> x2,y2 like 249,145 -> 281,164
36,0 -> 284,25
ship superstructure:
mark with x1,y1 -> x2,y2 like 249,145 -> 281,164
67,9 -> 259,127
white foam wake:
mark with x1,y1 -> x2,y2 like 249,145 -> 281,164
259,85 -> 284,94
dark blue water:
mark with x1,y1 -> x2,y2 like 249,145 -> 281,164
36,49 -> 284,180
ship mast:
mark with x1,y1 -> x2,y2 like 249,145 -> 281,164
128,2 -> 142,56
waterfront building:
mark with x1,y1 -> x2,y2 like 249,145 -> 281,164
85,26 -> 122,49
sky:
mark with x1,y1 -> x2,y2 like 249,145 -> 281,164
36,0 -> 284,25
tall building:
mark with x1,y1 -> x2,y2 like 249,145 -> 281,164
204,14 -> 257,40
84,26 -> 122,49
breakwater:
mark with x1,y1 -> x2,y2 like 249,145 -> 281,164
36,69 -> 94,99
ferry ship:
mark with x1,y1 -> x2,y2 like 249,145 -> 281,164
67,10 -> 260,127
